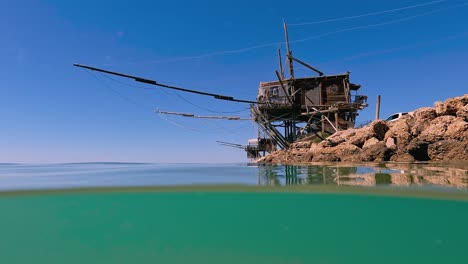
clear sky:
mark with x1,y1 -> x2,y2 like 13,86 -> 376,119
1,0 -> 467,163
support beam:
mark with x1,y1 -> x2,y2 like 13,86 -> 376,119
289,55 -> 324,76
278,49 -> 284,80
275,70 -> 293,106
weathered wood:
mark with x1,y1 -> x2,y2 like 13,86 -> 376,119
375,95 -> 381,120
283,21 -> 294,79
74,63 -> 260,104
155,110 -> 251,120
278,49 -> 284,80
275,70 -> 293,106
289,55 -> 324,76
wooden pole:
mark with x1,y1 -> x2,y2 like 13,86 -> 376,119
283,21 -> 294,79
375,95 -> 381,120
289,55 -> 323,76
278,49 -> 284,80
275,71 -> 293,105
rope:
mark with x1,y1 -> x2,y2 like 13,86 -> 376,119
289,0 -> 447,26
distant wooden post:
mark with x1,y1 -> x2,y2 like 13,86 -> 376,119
375,95 -> 381,120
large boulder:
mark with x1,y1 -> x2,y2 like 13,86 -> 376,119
335,143 -> 362,162
363,137 -> 380,149
407,139 -> 430,161
330,129 -> 356,140
411,107 -> 436,136
288,150 -> 314,163
312,152 -> 340,162
348,120 -> 388,147
360,142 -> 394,162
291,141 -> 312,149
348,126 -> 374,148
434,94 -> 468,116
384,117 -> 413,151
445,118 -> 468,141
418,116 -> 456,143
457,105 -> 468,121
322,135 -> 346,147
310,141 -> 327,156
428,140 -> 468,161
385,137 -> 397,149
372,120 -> 390,140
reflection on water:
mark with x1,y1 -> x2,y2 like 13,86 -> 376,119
257,163 -> 468,189
0,162 -> 467,192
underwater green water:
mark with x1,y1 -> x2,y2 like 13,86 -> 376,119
1,190 -> 467,264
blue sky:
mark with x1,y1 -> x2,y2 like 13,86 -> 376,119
1,0 -> 467,163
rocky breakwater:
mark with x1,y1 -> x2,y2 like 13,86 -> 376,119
260,94 -> 468,164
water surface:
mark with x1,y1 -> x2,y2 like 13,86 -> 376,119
0,163 -> 467,264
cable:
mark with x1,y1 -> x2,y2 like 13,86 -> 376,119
172,93 -> 251,114
98,1 -> 465,66
86,71 -> 150,109
99,72 -> 251,114
288,2 -> 468,45
84,69 -> 252,133
289,0 -> 446,26
308,31 -> 468,65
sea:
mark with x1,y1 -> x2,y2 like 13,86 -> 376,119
0,162 -> 467,264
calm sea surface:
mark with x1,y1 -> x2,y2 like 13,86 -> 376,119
1,162 -> 467,263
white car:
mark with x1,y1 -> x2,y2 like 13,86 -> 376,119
385,112 -> 413,122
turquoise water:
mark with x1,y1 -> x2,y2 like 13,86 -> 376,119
0,163 -> 467,263
1,162 -> 467,190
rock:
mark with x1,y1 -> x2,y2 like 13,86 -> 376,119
445,119 -> 468,141
312,153 -> 340,162
336,143 -> 363,162
419,116 -> 456,143
348,126 -> 374,148
386,137 -> 396,149
323,136 -> 345,147
261,95 -> 468,164
285,150 -> 314,163
390,153 -> 416,162
363,137 -> 380,149
411,107 -> 436,136
371,120 -> 389,141
310,141 -> 326,155
428,140 -> 468,161
457,105 -> 468,121
407,139 -> 430,161
434,94 -> 468,116
338,129 -> 357,140
413,107 -> 437,122
384,118 -> 413,151
360,142 -> 393,162
291,141 -> 312,149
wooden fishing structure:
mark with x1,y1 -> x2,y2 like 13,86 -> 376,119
74,22 -> 368,160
